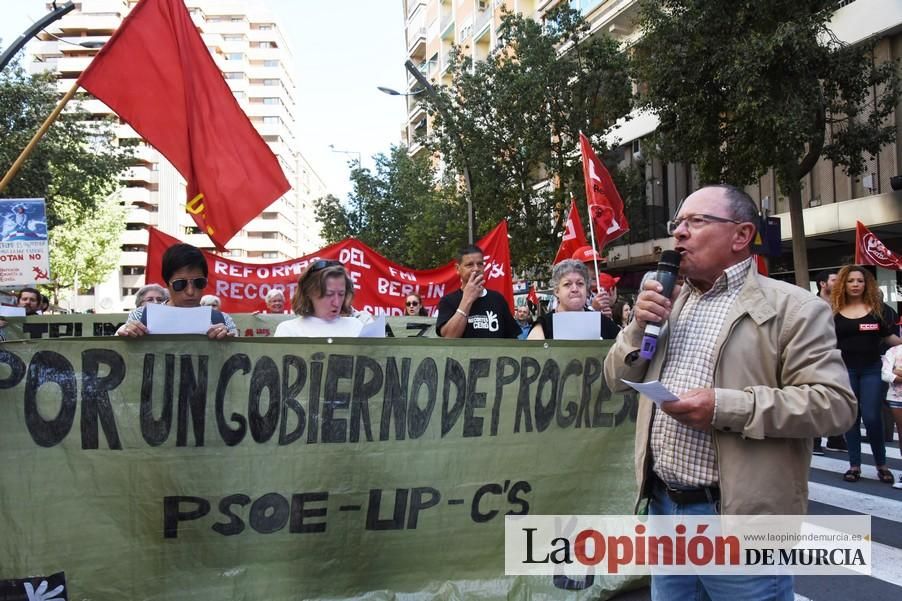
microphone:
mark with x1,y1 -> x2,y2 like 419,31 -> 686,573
639,250 -> 681,360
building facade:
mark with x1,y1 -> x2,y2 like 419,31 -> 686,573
403,0 -> 902,295
29,0 -> 326,312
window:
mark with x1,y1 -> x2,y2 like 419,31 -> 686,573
262,251 -> 279,259
263,79 -> 279,86
263,97 -> 280,105
262,116 -> 280,125
233,90 -> 246,99
254,23 -> 274,31
223,72 -> 244,80
122,287 -> 140,296
223,34 -> 244,41
121,266 -> 145,276
263,59 -> 279,67
225,52 -> 244,61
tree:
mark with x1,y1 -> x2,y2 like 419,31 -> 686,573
424,5 -> 633,271
0,62 -> 132,297
46,194 -> 126,305
633,0 -> 901,287
314,145 -> 466,268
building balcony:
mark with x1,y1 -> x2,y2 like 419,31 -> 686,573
120,250 -> 148,266
57,14 -> 121,33
123,167 -> 158,185
121,187 -> 153,205
120,230 -> 149,248
201,20 -> 249,36
407,26 -> 428,59
407,0 -> 427,20
80,98 -> 114,116
126,206 -> 156,225
56,55 -> 93,74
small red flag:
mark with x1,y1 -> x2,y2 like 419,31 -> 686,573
553,197 -> 590,264
527,284 -> 539,308
77,0 -> 290,249
855,221 -> 902,269
579,132 -> 629,250
754,255 -> 769,276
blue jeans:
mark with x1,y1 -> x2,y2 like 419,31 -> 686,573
648,479 -> 794,601
845,364 -> 886,467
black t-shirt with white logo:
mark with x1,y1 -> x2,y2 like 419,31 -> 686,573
436,289 -> 520,338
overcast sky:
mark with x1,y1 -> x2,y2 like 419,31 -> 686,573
0,0 -> 409,200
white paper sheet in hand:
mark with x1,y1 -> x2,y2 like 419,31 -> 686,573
621,379 -> 680,407
552,311 -> 601,340
145,304 -> 212,334
0,306 -> 26,317
359,315 -> 386,338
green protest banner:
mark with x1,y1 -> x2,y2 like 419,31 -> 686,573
0,337 -> 643,600
0,314 -> 437,340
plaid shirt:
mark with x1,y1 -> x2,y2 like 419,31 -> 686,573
651,258 -> 753,487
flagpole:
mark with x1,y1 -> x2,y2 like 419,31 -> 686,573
0,80 -> 81,195
583,189 -> 603,292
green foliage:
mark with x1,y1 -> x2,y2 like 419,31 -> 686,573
47,194 -> 125,296
0,62 -> 132,296
633,0 -> 900,193
423,5 -> 632,270
0,64 -> 133,228
314,145 -> 467,268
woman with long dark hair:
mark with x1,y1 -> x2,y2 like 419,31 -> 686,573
831,265 -> 901,483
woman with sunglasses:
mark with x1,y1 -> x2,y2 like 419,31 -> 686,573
274,260 -> 363,337
117,243 -> 237,339
404,293 -> 428,316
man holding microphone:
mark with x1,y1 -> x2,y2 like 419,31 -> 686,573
603,184 -> 856,600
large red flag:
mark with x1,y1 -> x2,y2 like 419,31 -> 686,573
855,221 -> 902,269
553,197 -> 590,264
579,132 -> 629,250
77,0 -> 290,249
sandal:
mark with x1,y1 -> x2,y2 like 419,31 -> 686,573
843,469 -> 861,482
877,468 -> 895,484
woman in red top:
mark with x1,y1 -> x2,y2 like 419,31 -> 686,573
831,265 -> 901,483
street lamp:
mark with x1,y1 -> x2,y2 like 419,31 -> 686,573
378,60 -> 475,244
0,1 -> 76,72
328,144 -> 361,166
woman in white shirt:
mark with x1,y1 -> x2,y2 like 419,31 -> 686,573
274,260 -> 363,337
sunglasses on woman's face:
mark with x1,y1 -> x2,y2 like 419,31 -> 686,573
170,277 -> 208,292
406,301 -> 420,307
308,259 -> 343,273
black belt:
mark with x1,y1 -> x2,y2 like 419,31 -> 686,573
652,472 -> 719,505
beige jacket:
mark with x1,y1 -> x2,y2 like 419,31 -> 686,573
604,265 -> 856,515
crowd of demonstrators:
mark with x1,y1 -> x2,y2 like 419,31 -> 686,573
404,293 -> 427,317
527,259 -> 619,341
274,260 -> 363,338
436,244 -> 520,339
831,265 -> 901,484
116,243 -> 237,339
604,184 -> 856,600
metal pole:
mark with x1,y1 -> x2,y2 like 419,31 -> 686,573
404,59 -> 474,244
0,2 -> 76,73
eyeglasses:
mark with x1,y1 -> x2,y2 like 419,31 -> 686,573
169,277 -> 208,292
143,296 -> 165,304
666,213 -> 743,235
406,301 -> 420,307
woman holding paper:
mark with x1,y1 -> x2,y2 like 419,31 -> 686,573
528,259 -> 620,340
116,243 -> 237,339
274,260 -> 363,337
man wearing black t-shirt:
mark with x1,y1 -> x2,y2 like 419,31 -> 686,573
436,244 -> 520,339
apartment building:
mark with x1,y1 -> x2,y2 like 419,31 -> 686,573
404,0 -> 902,293
28,0 -> 326,312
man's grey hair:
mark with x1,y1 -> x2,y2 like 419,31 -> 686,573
709,184 -> 759,224
551,259 -> 589,290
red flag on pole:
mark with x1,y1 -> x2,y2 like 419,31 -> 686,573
553,197 -> 590,264
855,221 -> 902,269
527,284 -> 539,308
77,0 -> 290,249
579,132 -> 629,250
